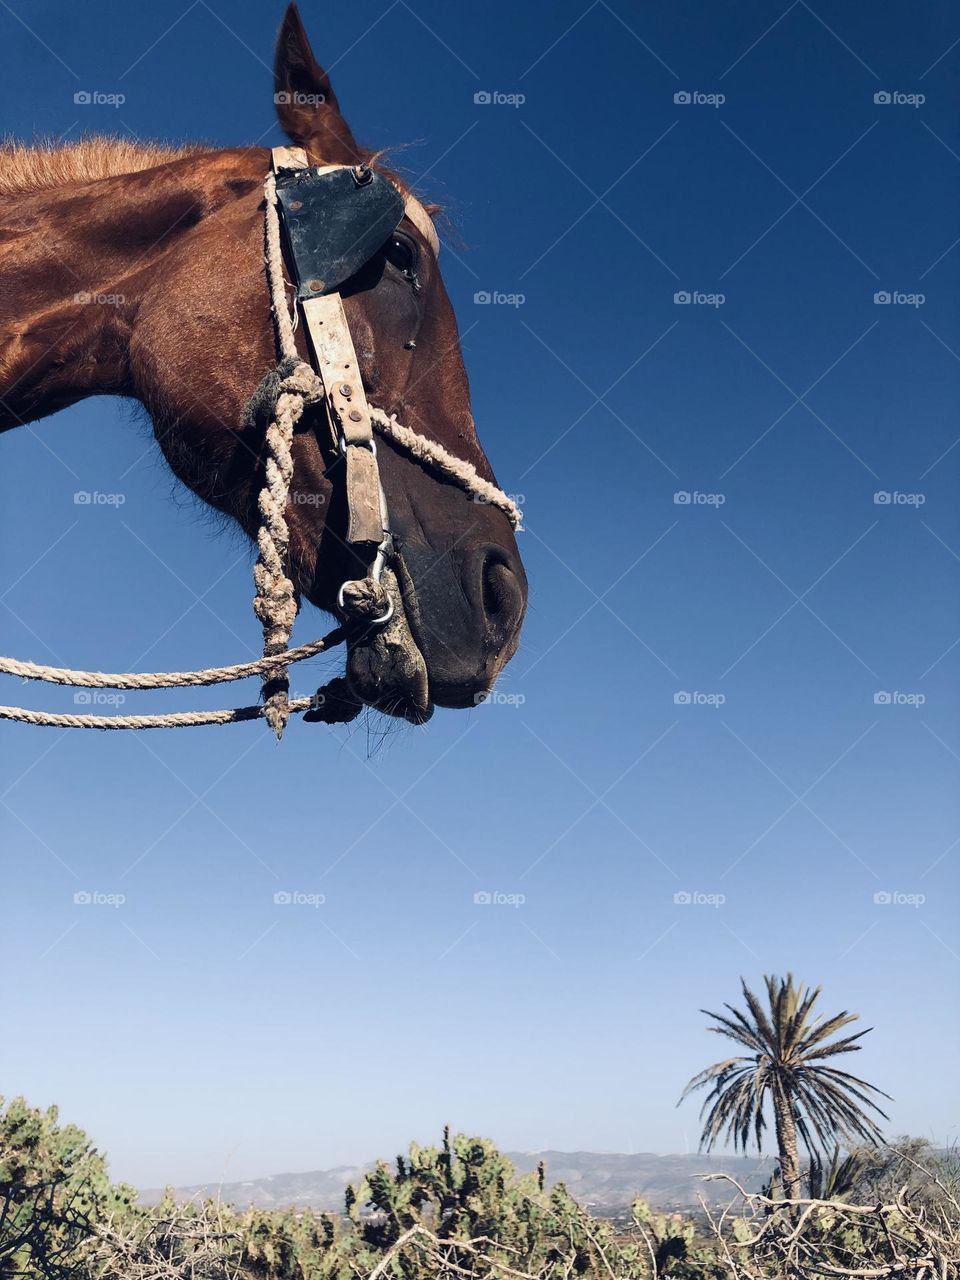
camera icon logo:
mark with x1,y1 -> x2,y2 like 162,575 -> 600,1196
674,290 -> 691,304
673,691 -> 691,704
473,290 -> 492,304
873,890 -> 892,904
874,91 -> 891,105
473,890 -> 492,905
474,91 -> 492,105
674,91 -> 691,105
73,891 -> 92,904
273,891 -> 292,905
73,90 -> 92,105
874,291 -> 891,304
673,890 -> 692,904
873,691 -> 891,705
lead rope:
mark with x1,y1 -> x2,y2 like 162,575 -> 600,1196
0,167 -> 522,732
255,172 -> 311,735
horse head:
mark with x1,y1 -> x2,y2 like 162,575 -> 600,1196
0,4 -> 527,726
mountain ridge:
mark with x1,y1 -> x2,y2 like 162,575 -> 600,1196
140,1149 -> 775,1215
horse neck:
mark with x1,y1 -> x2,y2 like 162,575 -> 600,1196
0,150 -> 264,432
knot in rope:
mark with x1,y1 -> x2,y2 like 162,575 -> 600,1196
337,576 -> 391,625
277,358 -> 324,402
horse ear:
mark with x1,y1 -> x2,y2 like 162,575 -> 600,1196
273,3 -> 363,164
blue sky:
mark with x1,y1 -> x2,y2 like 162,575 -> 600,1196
2,0 -> 958,1188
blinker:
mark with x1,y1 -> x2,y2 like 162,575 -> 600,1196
274,165 -> 405,299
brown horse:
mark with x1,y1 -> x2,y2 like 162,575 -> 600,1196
0,4 -> 526,724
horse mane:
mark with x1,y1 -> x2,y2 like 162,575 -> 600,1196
0,136 -> 442,220
0,136 -> 207,196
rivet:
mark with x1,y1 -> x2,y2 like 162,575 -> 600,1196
289,200 -> 303,210
307,279 -> 323,293
340,383 -> 353,397
348,409 -> 363,423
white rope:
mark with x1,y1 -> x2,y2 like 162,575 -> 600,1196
0,697 -> 316,731
370,409 -> 522,530
264,170 -> 300,363
0,630 -> 342,689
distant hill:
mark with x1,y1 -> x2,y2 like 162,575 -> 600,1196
140,1150 -> 774,1216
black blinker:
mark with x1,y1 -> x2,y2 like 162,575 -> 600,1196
275,166 -> 405,299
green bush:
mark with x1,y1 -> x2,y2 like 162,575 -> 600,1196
0,1094 -> 136,1278
3,1097 -> 954,1279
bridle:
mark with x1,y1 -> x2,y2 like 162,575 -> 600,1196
0,148 -> 520,733
264,145 -> 426,636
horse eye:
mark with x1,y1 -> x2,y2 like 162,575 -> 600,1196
384,234 -> 418,280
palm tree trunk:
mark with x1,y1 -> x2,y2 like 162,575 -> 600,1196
771,1081 -> 801,1200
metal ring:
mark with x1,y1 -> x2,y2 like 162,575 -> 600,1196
337,433 -> 377,457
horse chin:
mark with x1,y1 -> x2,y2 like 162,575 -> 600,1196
344,567 -> 434,725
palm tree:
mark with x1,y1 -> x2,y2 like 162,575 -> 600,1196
679,974 -> 891,1200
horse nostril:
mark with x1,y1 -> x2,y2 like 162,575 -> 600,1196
477,549 -> 523,634
482,559 -> 514,618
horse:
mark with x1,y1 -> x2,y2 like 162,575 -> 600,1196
0,3 -> 527,728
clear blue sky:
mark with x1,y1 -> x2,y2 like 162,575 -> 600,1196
2,0 -> 958,1188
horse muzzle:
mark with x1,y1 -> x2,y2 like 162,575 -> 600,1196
390,536 -> 525,711
339,536 -> 525,720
